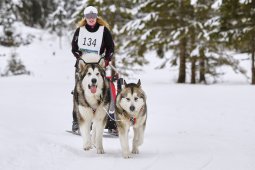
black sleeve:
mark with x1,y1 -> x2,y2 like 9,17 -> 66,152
71,28 -> 82,58
103,27 -> 114,61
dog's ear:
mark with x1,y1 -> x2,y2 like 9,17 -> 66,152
137,79 -> 141,87
124,80 -> 127,86
77,60 -> 86,73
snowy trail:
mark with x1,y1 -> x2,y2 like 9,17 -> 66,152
0,35 -> 255,170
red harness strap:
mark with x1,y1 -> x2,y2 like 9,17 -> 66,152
106,76 -> 117,101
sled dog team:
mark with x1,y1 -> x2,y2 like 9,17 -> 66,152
73,54 -> 147,158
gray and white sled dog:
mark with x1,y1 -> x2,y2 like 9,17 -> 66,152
73,53 -> 110,154
115,79 -> 147,158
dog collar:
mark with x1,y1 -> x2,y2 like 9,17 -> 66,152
130,117 -> 136,126
92,108 -> 96,113
118,108 -> 137,125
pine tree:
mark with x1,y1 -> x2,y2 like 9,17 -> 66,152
123,0 -> 171,66
62,0 -> 84,29
3,52 -> 30,76
239,0 -> 255,84
0,0 -> 16,46
188,0 -> 218,84
16,0 -> 56,28
220,0 -> 255,84
47,1 -> 67,49
123,0 -> 194,83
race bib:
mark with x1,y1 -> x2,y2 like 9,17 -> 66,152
78,26 -> 104,54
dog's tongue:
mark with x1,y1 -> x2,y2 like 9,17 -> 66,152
90,86 -> 97,93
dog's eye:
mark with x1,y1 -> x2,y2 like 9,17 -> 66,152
96,73 -> 100,76
126,98 -> 130,102
134,97 -> 138,101
88,72 -> 91,76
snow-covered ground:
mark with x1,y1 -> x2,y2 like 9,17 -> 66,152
0,31 -> 255,170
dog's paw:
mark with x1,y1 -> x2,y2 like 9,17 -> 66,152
123,153 -> 132,159
97,148 -> 105,154
83,143 -> 92,151
132,148 -> 139,154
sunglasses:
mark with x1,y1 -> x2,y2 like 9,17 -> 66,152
84,13 -> 97,19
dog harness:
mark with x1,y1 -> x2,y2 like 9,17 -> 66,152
104,106 -> 145,126
130,117 -> 136,126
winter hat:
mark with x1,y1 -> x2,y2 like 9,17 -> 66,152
84,6 -> 98,15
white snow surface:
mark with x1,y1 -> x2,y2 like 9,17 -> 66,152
0,31 -> 255,170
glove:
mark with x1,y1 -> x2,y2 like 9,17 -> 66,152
113,73 -> 119,81
73,50 -> 82,59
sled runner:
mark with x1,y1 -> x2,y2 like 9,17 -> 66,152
66,129 -> 118,137
66,130 -> 81,136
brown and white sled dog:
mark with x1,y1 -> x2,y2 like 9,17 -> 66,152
73,54 -> 110,154
115,79 -> 147,158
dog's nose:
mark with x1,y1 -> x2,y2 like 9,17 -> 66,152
130,105 -> 135,112
91,78 -> 97,84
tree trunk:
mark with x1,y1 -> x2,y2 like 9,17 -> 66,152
199,48 -> 206,84
191,57 -> 196,84
252,47 -> 255,85
252,66 -> 255,85
177,37 -> 186,83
